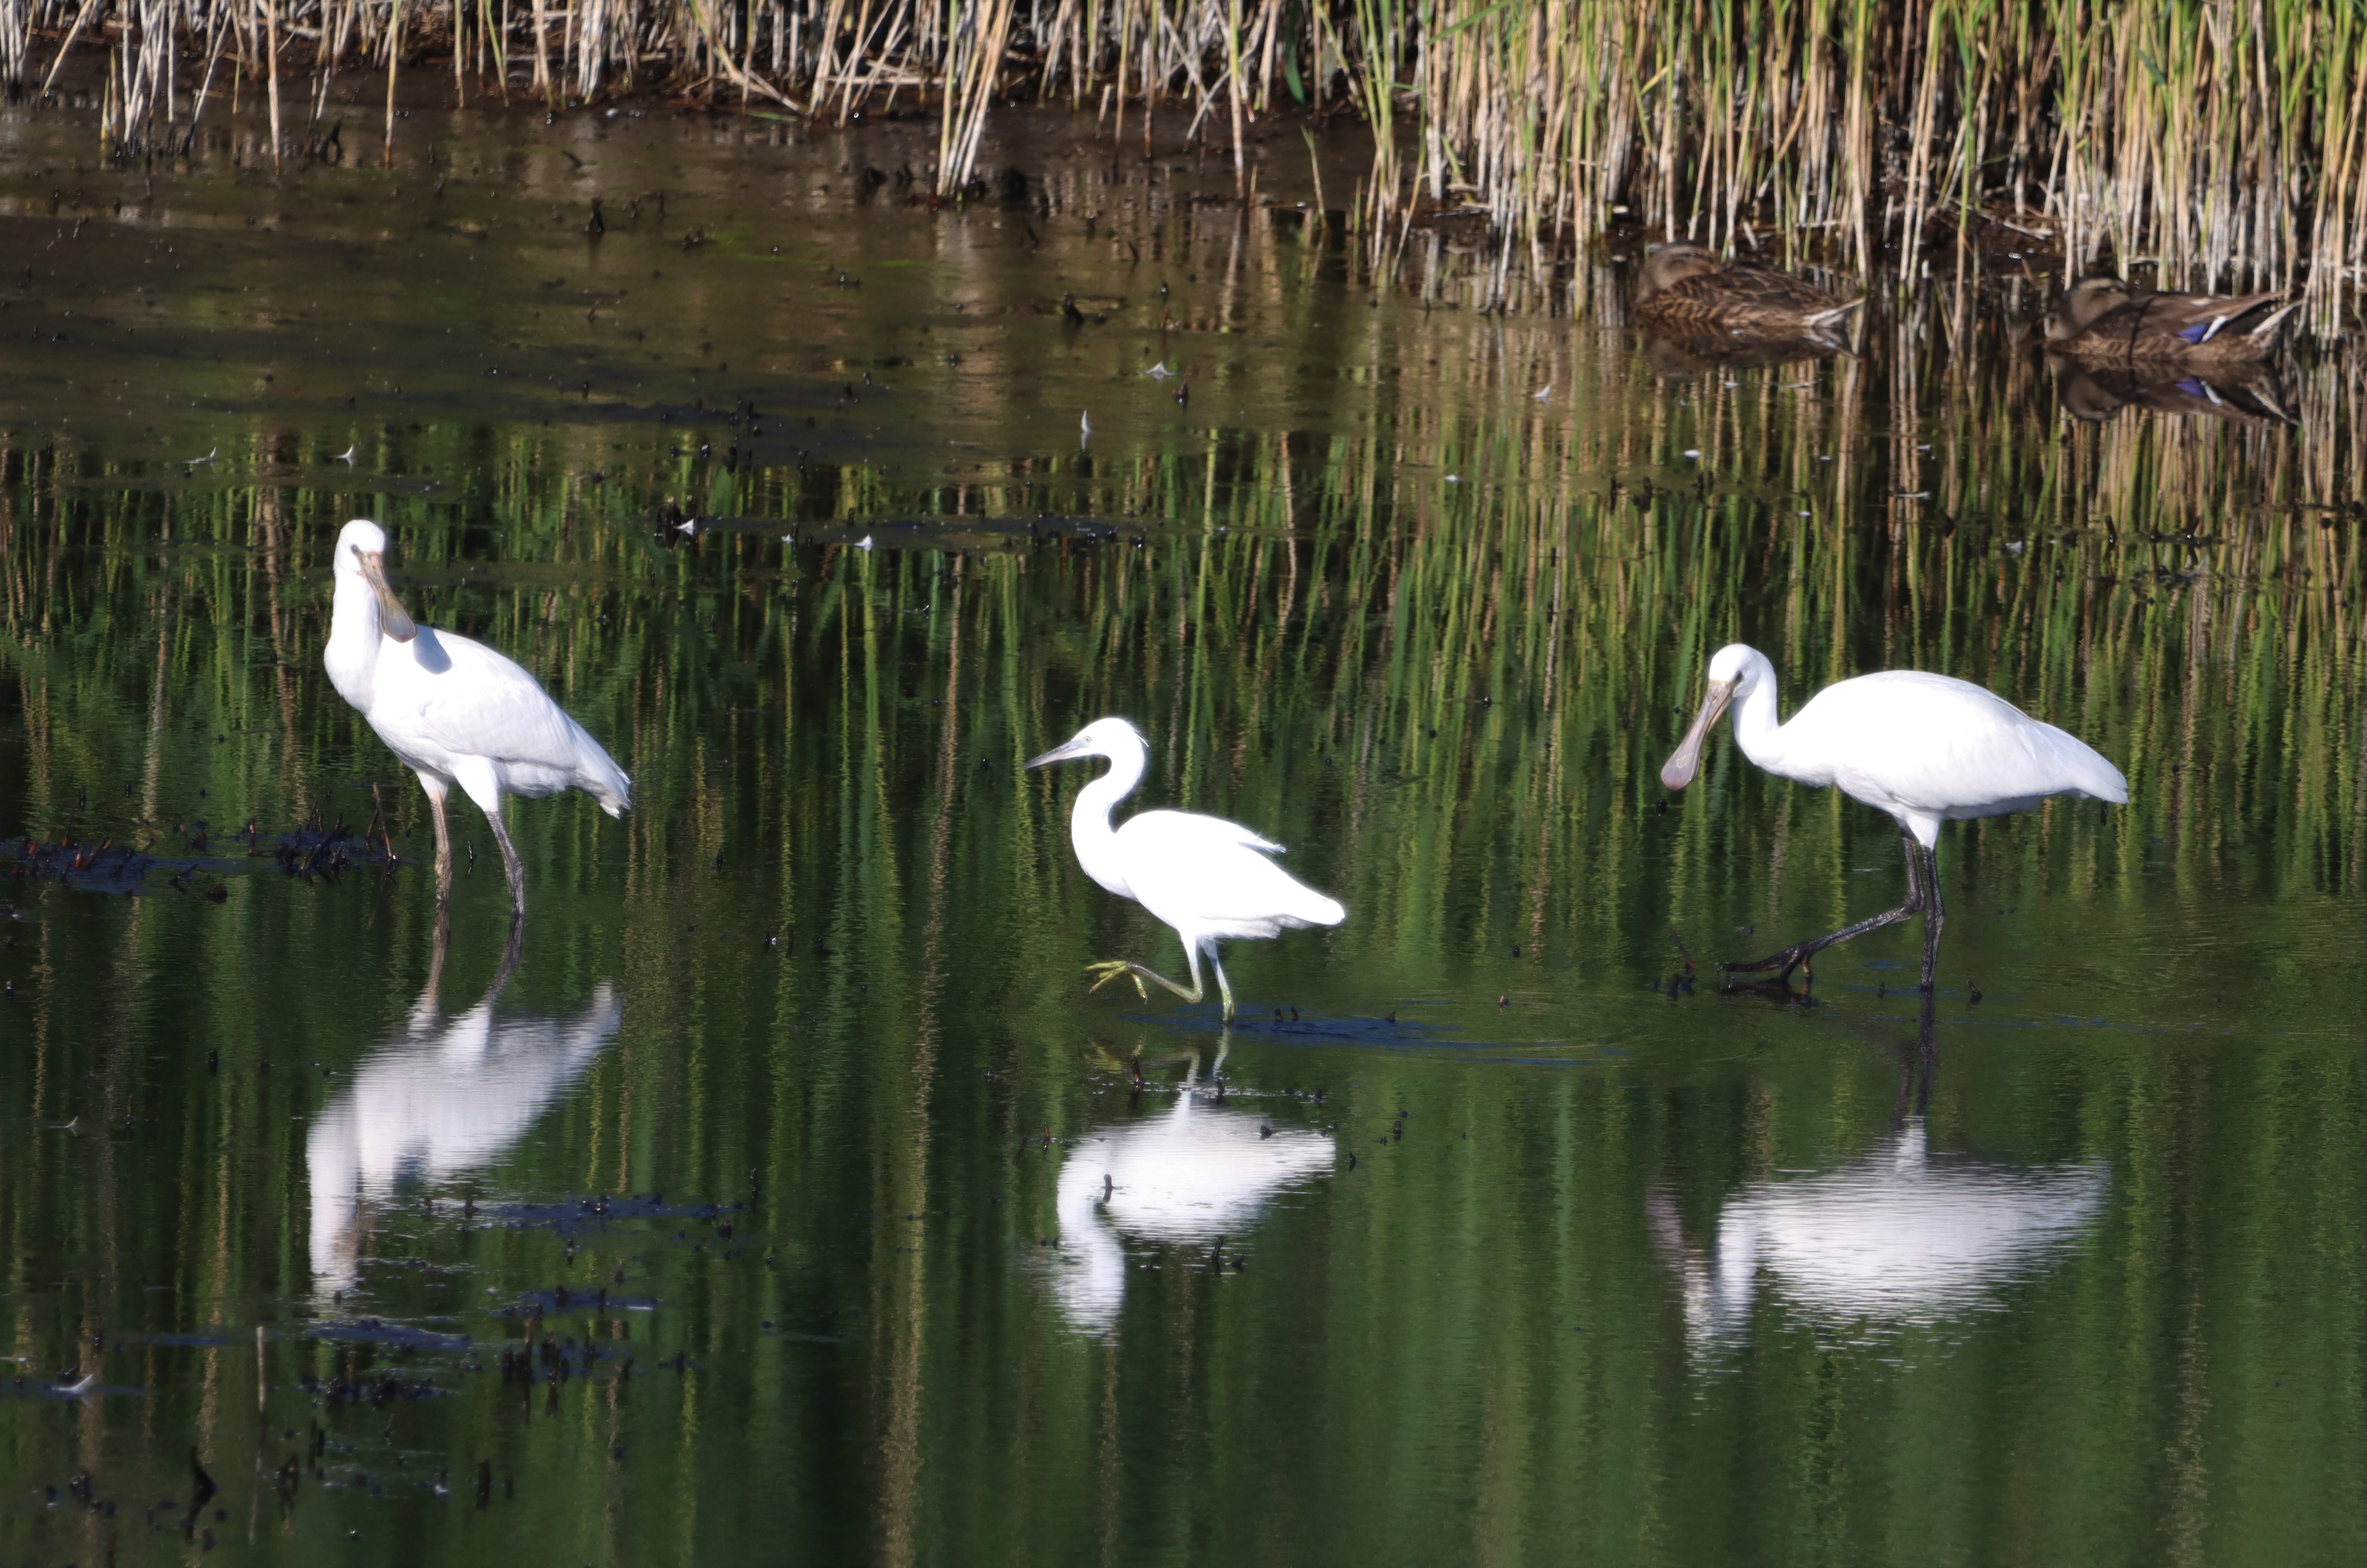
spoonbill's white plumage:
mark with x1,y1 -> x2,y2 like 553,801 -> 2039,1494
1027,717 -> 1345,1019
323,519 -> 630,919
1661,643 -> 2126,988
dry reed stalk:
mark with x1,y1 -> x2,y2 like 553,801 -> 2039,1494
260,0 -> 281,170
383,0 -> 401,164
936,0 -> 1017,196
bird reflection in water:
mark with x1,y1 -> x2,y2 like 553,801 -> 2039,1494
1051,1048 -> 1335,1332
307,924 -> 621,1295
2050,356 -> 2297,426
1650,999 -> 2108,1347
1637,324 -> 1849,377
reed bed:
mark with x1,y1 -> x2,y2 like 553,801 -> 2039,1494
5,0 -> 2364,328
4,331 -> 2359,913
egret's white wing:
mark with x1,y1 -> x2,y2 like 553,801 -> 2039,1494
1115,809 -> 1345,930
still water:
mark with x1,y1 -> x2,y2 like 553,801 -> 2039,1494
3,95 -> 2364,1567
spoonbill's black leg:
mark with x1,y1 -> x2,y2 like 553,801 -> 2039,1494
1726,823 -> 1931,985
1917,839 -> 1945,990
481,802 -> 528,922
419,772 -> 455,907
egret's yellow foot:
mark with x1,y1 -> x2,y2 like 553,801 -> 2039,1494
1085,960 -> 1152,1000
1084,959 -> 1203,1005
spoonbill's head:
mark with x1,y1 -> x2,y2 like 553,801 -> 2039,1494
1637,241 -> 1720,301
333,519 -> 417,643
1027,716 -> 1149,771
1660,643 -> 1767,790
2049,276 -> 2135,341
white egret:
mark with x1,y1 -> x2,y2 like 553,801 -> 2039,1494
1027,717 -> 1345,1020
1660,643 -> 2126,988
324,519 -> 631,919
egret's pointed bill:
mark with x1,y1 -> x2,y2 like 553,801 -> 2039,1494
354,546 -> 418,643
1026,735 -> 1095,769
1660,678 -> 1739,790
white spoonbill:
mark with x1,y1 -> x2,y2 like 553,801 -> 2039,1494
1027,717 -> 1345,1020
324,519 -> 631,919
1660,643 -> 2126,988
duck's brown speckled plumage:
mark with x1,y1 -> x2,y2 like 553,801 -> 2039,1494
1633,242 -> 1863,339
2047,276 -> 2299,362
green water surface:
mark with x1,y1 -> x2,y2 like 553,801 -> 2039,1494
2,95 -> 2363,1568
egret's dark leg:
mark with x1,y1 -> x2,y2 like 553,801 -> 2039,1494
1206,942 -> 1236,1022
1726,823 -> 1927,985
1918,840 -> 1945,991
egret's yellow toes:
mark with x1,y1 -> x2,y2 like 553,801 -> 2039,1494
1083,961 -> 1149,1000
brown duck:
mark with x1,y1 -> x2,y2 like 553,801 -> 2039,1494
1633,242 -> 1863,338
2046,276 -> 2299,362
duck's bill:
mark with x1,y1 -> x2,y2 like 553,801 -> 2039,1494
1660,679 -> 1737,790
1025,735 -> 1091,769
357,548 -> 418,643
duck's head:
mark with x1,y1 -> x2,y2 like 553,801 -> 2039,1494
2049,276 -> 2134,341
1638,242 -> 1721,301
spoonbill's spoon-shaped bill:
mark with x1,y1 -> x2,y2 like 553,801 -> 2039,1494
1027,717 -> 1345,1021
1661,643 -> 2126,988
323,519 -> 631,921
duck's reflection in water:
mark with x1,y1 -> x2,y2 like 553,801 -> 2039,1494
1052,1054 -> 1335,1333
1638,324 -> 1849,376
1653,1010 -> 2107,1347
2050,355 -> 2296,425
308,931 -> 620,1295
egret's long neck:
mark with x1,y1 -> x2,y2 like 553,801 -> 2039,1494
324,568 -> 384,708
1728,666 -> 1788,774
1069,741 -> 1145,897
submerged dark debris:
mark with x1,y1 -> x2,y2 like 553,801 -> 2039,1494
2,819 -> 405,895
